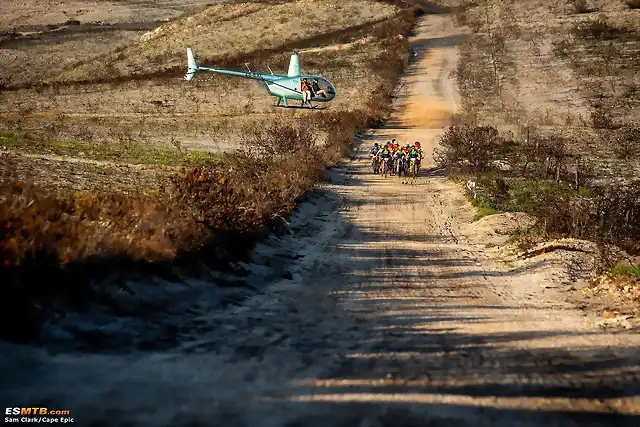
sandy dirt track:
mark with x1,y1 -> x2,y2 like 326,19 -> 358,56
2,14 -> 640,427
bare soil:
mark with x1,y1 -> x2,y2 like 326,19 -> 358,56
3,13 -> 640,426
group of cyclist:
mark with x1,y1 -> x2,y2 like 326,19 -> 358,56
368,139 -> 425,178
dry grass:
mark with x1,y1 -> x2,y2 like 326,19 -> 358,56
56,0 -> 399,83
0,2 -> 411,158
0,0 -> 214,87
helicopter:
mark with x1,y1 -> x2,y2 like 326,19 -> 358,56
184,48 -> 336,109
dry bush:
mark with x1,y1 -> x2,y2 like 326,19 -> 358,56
622,84 -> 640,105
239,122 -> 316,157
609,125 -> 640,159
472,175 -> 640,250
567,0 -> 594,14
435,125 -> 504,172
625,0 -> 640,9
594,181 -> 640,249
453,28 -> 517,111
360,7 -> 422,121
454,42 -> 497,98
0,172 -> 192,340
590,107 -> 618,129
552,39 -> 575,58
570,17 -> 629,40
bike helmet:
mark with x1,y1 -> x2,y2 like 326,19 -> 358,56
374,143 -> 379,147
414,141 -> 420,147
404,142 -> 410,147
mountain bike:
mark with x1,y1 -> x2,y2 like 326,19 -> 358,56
409,158 -> 418,178
380,157 -> 390,177
371,156 -> 380,174
396,156 -> 404,177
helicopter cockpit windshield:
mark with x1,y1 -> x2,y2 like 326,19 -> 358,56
309,77 -> 335,100
318,78 -> 335,94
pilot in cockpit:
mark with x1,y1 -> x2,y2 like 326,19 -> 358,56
311,79 -> 327,98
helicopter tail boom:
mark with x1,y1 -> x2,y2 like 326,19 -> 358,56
185,47 -> 198,81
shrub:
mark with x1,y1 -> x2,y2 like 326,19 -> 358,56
435,125 -> 503,173
567,0 -> 593,14
626,0 -> 640,9
551,39 -> 574,58
239,122 -> 316,157
611,264 -> 640,279
609,125 -> 640,159
469,174 -> 640,252
590,108 -> 618,129
570,18 -> 627,40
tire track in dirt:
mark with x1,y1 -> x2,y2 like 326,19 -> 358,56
2,13 -> 640,427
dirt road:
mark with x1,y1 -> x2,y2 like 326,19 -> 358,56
3,14 -> 640,427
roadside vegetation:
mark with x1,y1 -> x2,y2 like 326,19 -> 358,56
0,0 -> 424,341
437,0 -> 640,276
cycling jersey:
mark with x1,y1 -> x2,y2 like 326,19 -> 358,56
379,149 -> 392,160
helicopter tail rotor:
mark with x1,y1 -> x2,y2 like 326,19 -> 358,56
185,47 -> 198,81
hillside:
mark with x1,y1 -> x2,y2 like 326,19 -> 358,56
57,0 -> 399,82
0,0 -> 423,344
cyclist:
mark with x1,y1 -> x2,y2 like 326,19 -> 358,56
369,143 -> 380,174
414,141 -> 424,174
393,144 -> 405,176
378,144 -> 392,175
407,145 -> 420,177
401,143 -> 411,175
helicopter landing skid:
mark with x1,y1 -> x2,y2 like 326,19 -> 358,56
275,105 -> 325,110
